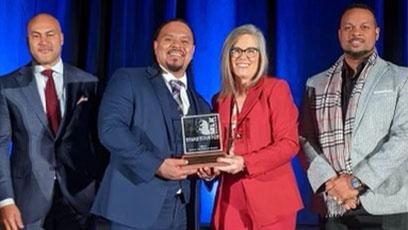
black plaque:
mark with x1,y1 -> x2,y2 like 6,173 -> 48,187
181,113 -> 226,169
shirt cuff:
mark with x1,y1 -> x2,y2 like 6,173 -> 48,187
0,198 -> 15,208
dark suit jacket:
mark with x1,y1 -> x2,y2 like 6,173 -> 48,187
91,66 -> 210,229
0,63 -> 106,224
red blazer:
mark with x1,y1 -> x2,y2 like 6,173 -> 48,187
212,77 -> 303,227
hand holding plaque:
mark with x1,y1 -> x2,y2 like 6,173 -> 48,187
181,113 -> 227,170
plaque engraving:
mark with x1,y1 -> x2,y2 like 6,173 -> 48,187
181,113 -> 226,169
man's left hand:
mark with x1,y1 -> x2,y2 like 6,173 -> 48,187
197,167 -> 220,181
325,174 -> 358,204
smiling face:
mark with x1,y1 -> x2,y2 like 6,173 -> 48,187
154,21 -> 195,78
27,14 -> 64,68
230,34 -> 260,86
338,8 -> 379,60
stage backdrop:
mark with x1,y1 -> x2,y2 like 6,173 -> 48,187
1,0 -> 407,226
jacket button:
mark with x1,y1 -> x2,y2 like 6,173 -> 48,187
235,133 -> 241,139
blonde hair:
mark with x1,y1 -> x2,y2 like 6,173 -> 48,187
219,24 -> 268,97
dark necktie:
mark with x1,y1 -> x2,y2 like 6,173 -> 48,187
169,80 -> 185,114
42,69 -> 61,136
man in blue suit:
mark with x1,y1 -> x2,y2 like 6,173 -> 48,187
0,14 -> 106,229
91,19 -> 210,230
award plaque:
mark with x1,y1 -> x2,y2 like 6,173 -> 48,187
181,113 -> 226,169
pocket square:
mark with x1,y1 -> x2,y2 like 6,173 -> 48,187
373,89 -> 394,94
76,96 -> 89,105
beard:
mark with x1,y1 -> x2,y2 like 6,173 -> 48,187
166,58 -> 184,73
344,47 -> 374,60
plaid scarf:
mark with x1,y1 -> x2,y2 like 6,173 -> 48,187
314,51 -> 377,216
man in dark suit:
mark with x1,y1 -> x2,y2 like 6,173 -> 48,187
91,19 -> 210,230
0,14 -> 106,229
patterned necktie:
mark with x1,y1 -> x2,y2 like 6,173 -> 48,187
169,80 -> 184,114
42,69 -> 61,136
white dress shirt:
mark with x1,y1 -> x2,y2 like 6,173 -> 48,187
159,66 -> 190,195
160,65 -> 190,115
34,58 -> 66,117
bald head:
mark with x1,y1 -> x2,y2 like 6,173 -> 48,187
27,13 -> 64,68
28,14 -> 62,33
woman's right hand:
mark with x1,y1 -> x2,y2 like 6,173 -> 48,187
216,155 -> 245,174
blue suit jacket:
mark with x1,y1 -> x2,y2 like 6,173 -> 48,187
0,63 -> 106,224
92,66 -> 210,229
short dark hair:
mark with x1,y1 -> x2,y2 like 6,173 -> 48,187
153,18 -> 194,42
151,18 -> 195,70
340,3 -> 378,26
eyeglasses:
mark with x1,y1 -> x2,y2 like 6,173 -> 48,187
230,47 -> 259,58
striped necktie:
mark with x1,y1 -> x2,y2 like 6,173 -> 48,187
169,80 -> 184,114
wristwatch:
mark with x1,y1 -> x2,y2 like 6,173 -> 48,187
351,176 -> 367,195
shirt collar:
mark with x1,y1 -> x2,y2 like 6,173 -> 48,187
159,65 -> 188,89
342,56 -> 370,80
33,58 -> 64,75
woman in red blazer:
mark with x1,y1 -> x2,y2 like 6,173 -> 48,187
209,24 -> 303,230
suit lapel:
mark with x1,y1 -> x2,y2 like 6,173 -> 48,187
237,78 -> 264,126
55,83 -> 77,139
18,66 -> 54,137
185,67 -> 198,115
353,58 -> 388,133
55,64 -> 81,139
148,67 -> 173,114
217,95 -> 233,149
217,95 -> 232,125
147,67 -> 174,139
186,81 -> 202,115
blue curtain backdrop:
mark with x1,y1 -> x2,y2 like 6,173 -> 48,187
1,0 -> 408,226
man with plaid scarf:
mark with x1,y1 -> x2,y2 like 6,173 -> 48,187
301,3 -> 408,229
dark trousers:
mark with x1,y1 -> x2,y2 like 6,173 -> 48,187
110,193 -> 187,230
321,205 -> 408,230
40,182 -> 94,230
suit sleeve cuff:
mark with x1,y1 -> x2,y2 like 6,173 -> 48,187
307,156 -> 337,192
0,198 -> 15,208
138,153 -> 164,182
353,164 -> 382,191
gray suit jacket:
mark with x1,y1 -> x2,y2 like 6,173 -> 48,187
301,57 -> 408,215
0,63 -> 106,224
